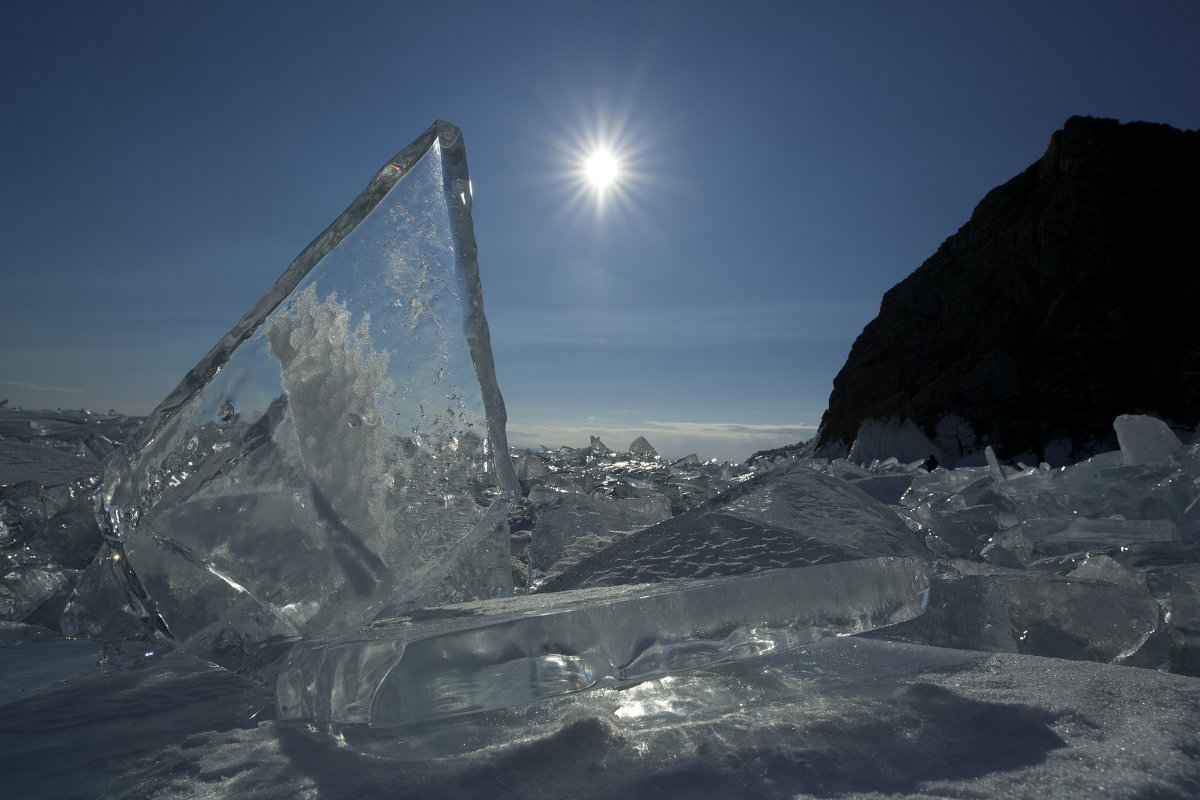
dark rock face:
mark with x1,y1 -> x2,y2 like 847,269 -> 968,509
816,116 -> 1200,465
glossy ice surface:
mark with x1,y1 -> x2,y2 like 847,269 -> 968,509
277,556 -> 929,726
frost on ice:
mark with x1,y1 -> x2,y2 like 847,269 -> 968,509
61,121 -> 520,665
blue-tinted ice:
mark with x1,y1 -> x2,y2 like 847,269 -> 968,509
277,556 -> 929,726
63,121 -> 519,663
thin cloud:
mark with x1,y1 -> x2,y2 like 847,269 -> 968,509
0,380 -> 85,394
641,420 -> 818,435
488,302 -> 872,348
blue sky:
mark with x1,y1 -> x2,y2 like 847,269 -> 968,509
2,1 -> 1198,461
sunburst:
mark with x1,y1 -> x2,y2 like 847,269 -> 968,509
584,150 -> 620,188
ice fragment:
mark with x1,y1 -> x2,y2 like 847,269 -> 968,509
64,121 -> 518,666
628,436 -> 658,457
1114,413 -> 1183,465
876,559 -> 1160,663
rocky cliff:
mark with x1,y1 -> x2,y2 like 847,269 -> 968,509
815,116 -> 1200,465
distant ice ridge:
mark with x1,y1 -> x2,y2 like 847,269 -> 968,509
61,121 -> 520,667
895,414 -> 1198,564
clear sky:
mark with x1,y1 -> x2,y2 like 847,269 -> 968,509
2,1 -> 1198,461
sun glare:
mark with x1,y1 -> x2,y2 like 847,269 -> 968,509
540,103 -> 664,234
585,151 -> 619,188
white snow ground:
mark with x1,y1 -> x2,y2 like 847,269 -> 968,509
2,632 -> 1198,799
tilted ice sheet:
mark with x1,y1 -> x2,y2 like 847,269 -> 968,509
1113,413 -> 1186,465
277,555 -> 930,726
540,462 -> 932,591
527,490 -> 673,589
62,121 -> 519,666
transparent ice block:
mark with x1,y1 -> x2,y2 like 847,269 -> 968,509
277,555 -> 930,726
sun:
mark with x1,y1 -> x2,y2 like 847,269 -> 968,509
585,150 -> 619,188
538,103 -> 663,232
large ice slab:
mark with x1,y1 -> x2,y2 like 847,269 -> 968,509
1114,412 -> 1185,465
277,555 -> 929,726
63,121 -> 519,666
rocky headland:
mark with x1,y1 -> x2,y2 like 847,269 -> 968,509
815,116 -> 1200,465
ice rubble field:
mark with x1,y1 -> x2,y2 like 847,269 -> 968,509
4,408 -> 1200,798
3,121 -> 1200,797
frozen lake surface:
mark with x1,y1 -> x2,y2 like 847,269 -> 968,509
3,425 -> 1199,799
2,629 -> 1198,799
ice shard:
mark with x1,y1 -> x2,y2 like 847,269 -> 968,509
875,558 -> 1161,663
628,436 -> 658,457
1114,413 -> 1184,465
64,121 -> 519,666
